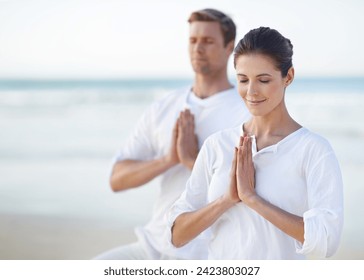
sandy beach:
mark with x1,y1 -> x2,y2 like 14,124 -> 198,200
0,213 -> 136,260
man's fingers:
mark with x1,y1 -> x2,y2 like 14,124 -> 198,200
173,119 -> 179,135
179,109 -> 195,131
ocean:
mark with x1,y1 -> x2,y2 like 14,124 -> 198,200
0,77 -> 363,259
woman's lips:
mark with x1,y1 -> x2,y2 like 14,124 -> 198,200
245,99 -> 267,105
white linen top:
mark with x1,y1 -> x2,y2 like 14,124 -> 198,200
114,86 -> 250,259
167,125 -> 344,259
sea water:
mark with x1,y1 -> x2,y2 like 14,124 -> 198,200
0,78 -> 363,258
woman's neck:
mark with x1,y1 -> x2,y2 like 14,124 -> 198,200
243,104 -> 301,150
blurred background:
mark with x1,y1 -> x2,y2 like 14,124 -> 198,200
0,0 -> 363,259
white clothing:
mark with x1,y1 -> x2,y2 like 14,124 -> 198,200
168,125 -> 344,259
94,242 -> 149,260
94,242 -> 183,260
114,86 -> 250,259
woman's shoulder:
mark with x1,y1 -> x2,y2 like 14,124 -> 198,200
204,125 -> 241,147
298,127 -> 335,154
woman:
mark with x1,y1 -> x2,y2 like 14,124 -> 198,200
167,27 -> 344,259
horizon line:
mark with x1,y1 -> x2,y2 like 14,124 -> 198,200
1,75 -> 364,82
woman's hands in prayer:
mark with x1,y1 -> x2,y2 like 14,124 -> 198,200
236,136 -> 257,204
225,135 -> 257,207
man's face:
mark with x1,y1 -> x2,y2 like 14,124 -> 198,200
189,21 -> 232,75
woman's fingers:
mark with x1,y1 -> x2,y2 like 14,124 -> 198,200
239,136 -> 244,147
236,135 -> 256,202
247,136 -> 253,165
231,147 -> 238,175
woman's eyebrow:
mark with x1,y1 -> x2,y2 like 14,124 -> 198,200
236,73 -> 272,77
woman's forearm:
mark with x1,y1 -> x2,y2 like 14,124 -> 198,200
246,195 -> 304,243
171,196 -> 235,248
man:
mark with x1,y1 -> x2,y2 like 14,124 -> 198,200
96,8 -> 250,260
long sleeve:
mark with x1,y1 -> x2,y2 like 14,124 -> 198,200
164,137 -> 215,259
295,150 -> 344,258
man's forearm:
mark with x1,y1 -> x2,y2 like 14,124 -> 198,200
110,157 -> 177,191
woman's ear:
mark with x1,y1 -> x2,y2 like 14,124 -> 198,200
285,67 -> 295,86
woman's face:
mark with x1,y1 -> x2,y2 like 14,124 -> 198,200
235,53 -> 293,117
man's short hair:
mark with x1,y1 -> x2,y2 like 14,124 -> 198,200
188,8 -> 236,46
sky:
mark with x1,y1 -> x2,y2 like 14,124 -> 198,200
0,0 -> 363,79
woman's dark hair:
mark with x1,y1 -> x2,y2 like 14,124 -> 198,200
188,8 -> 236,46
234,27 -> 293,77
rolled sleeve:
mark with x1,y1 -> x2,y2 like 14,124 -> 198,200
295,208 -> 343,258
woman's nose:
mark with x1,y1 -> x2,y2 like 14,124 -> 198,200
247,83 -> 257,96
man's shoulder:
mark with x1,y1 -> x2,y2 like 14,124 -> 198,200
157,86 -> 190,101
151,86 -> 190,108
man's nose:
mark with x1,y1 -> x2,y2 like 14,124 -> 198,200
194,42 -> 204,53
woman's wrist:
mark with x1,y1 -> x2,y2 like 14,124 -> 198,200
220,195 -> 238,211
243,194 -> 262,209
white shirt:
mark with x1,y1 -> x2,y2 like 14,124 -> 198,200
114,86 -> 250,259
168,125 -> 344,259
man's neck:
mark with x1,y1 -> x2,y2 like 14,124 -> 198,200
192,74 -> 233,99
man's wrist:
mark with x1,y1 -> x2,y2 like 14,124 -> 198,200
181,156 -> 196,170
161,155 -> 178,169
